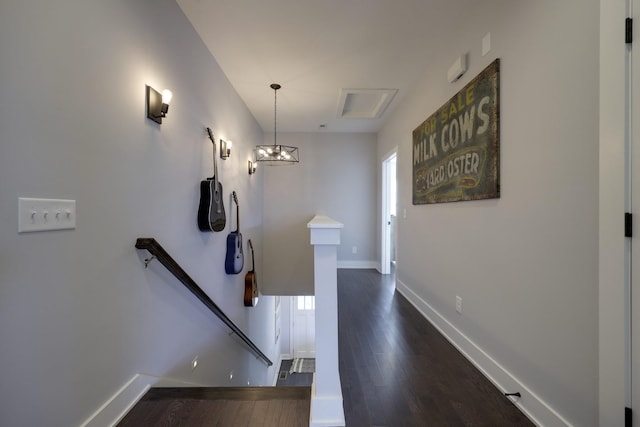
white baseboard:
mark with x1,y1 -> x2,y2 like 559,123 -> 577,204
395,278 -> 571,427
80,373 -> 158,427
309,375 -> 346,427
337,260 -> 377,269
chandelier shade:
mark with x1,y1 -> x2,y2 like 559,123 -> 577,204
255,144 -> 299,164
255,83 -> 300,165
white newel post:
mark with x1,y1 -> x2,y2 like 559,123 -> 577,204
307,215 -> 345,427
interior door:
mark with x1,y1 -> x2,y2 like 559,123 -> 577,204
292,296 -> 315,358
631,3 -> 639,422
381,150 -> 397,274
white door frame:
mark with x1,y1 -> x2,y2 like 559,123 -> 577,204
381,148 -> 397,275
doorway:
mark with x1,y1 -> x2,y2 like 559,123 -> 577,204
291,296 -> 315,358
381,149 -> 398,275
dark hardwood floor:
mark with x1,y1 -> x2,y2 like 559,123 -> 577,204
117,387 -> 310,427
337,268 -> 533,426
117,268 -> 533,426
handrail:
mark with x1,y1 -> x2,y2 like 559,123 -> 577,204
135,237 -> 273,366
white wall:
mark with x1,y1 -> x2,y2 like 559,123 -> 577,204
262,132 -> 377,295
0,1 -> 280,426
377,1 -> 599,425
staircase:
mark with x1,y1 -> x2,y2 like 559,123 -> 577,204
117,386 -> 311,427
121,222 -> 340,427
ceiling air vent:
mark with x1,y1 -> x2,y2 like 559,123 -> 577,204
337,88 -> 398,119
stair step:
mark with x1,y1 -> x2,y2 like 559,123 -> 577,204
118,386 -> 312,426
143,386 -> 311,401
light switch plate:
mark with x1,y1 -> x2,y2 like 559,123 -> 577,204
19,197 -> 76,233
482,32 -> 491,56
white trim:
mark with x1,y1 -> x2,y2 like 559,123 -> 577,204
80,374 -> 157,427
396,278 -> 572,427
309,375 -> 346,427
380,148 -> 398,275
337,260 -> 377,269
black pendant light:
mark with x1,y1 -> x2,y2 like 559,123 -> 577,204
255,83 -> 299,165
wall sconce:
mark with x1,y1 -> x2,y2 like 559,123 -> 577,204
146,85 -> 173,124
220,139 -> 232,160
248,160 -> 256,175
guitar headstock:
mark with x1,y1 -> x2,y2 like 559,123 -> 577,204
231,190 -> 238,205
206,127 -> 215,144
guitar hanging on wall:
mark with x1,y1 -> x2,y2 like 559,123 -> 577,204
244,239 -> 259,307
197,127 -> 226,232
225,191 -> 244,274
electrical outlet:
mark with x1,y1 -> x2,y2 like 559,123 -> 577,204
456,296 -> 463,314
352,246 -> 358,254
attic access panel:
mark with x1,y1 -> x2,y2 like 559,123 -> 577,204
337,88 -> 397,119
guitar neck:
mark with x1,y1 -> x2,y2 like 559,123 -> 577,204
212,141 -> 218,184
232,191 -> 240,232
207,127 -> 218,183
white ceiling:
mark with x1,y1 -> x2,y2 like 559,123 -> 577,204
177,0 -> 475,133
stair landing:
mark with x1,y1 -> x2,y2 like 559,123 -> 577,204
117,386 -> 311,427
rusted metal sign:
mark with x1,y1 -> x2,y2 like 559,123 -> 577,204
413,59 -> 500,204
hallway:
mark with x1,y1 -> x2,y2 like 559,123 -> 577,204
337,269 -> 533,426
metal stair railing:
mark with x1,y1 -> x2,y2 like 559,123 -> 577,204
135,237 -> 272,366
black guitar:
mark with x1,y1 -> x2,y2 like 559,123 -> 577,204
225,191 -> 244,274
197,127 -> 226,232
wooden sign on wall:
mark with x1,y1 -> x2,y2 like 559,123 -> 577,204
412,59 -> 500,204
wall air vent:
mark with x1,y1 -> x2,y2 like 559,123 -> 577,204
337,88 -> 398,119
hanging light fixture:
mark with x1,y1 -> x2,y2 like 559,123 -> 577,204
255,83 -> 299,165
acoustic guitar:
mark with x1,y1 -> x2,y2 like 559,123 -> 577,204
225,191 -> 244,274
197,127 -> 226,232
244,239 -> 258,307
